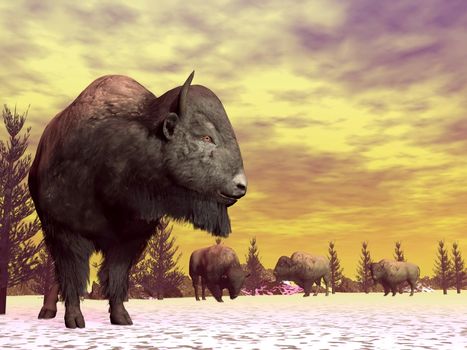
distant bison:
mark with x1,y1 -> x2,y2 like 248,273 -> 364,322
189,244 -> 249,302
370,259 -> 420,296
28,72 -> 247,328
273,252 -> 331,296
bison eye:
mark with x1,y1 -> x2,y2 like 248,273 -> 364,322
201,135 -> 214,144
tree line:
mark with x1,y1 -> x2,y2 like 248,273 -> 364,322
355,240 -> 465,294
1,106 -> 466,313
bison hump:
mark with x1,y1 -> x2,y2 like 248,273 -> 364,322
61,75 -> 157,123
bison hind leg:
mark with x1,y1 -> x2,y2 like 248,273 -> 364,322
408,280 -> 416,296
191,274 -> 200,301
38,308 -> 57,319
44,226 -> 94,328
38,283 -> 60,319
201,277 -> 207,300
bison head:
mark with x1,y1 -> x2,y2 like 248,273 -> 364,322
136,72 -> 248,236
220,266 -> 249,299
161,72 -> 247,207
273,256 -> 294,282
370,262 -> 385,282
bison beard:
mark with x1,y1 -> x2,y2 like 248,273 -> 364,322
132,185 -> 231,236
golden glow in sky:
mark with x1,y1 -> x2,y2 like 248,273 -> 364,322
1,0 -> 466,278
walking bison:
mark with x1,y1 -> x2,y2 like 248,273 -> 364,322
370,259 -> 420,296
189,244 -> 248,302
28,72 -> 247,328
273,252 -> 331,297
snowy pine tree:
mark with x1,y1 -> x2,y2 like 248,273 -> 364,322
452,242 -> 465,294
130,220 -> 184,299
356,241 -> 372,293
328,241 -> 344,294
0,106 -> 42,314
434,240 -> 452,295
244,237 -> 264,295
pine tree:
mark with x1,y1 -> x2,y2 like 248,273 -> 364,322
394,241 -> 405,262
130,220 -> 184,299
0,106 -> 42,314
356,241 -> 372,293
244,237 -> 264,296
434,240 -> 452,295
452,242 -> 465,294
328,241 -> 344,294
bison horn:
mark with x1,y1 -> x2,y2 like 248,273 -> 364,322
179,71 -> 195,118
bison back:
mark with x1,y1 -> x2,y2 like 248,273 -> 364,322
291,252 -> 330,280
381,260 -> 419,283
190,245 -> 240,280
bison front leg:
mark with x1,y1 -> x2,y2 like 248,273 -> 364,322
381,281 -> 390,296
38,282 -> 60,319
100,239 -> 147,326
207,282 -> 223,302
390,283 -> 398,296
302,280 -> 312,297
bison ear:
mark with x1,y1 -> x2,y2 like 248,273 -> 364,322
162,112 -> 179,140
178,71 -> 195,119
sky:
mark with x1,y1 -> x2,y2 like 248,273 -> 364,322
1,0 -> 467,279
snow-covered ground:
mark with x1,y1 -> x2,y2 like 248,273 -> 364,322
1,292 -> 466,350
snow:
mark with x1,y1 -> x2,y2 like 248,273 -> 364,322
1,292 -> 466,349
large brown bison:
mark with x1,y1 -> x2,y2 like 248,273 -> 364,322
28,72 -> 247,328
189,244 -> 248,302
370,259 -> 420,296
273,252 -> 331,297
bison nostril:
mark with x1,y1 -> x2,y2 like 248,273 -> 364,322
236,183 -> 246,192
232,172 -> 247,196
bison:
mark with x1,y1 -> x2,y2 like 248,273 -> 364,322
273,252 -> 331,297
28,72 -> 247,328
370,259 -> 420,296
189,244 -> 248,302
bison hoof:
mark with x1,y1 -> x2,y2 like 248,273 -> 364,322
38,307 -> 57,319
303,294 -> 310,297
110,310 -> 133,325
195,297 -> 200,301
202,297 -> 206,300
64,310 -> 85,329
215,298 -> 224,303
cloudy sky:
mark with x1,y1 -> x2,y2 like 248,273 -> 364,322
1,0 -> 467,278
